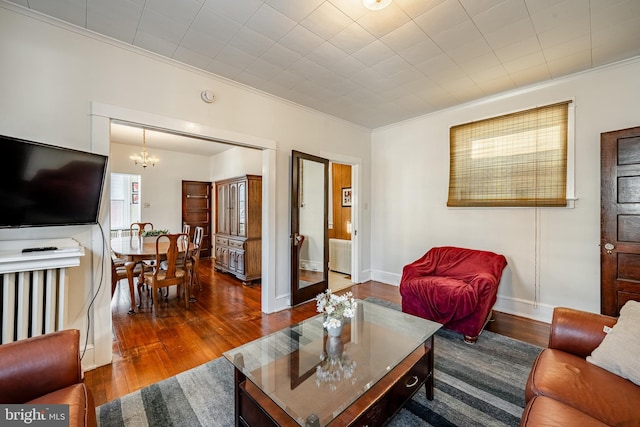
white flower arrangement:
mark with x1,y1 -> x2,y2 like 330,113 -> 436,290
315,289 -> 357,329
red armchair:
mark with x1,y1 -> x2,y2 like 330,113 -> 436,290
400,246 -> 507,343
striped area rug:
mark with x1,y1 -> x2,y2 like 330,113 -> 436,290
97,301 -> 541,426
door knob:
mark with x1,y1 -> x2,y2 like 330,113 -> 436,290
604,243 -> 614,254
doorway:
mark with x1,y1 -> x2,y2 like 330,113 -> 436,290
110,173 -> 141,238
329,162 -> 354,292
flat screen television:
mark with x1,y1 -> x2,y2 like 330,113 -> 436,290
0,134 -> 108,228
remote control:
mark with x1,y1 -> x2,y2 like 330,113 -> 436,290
22,246 -> 58,253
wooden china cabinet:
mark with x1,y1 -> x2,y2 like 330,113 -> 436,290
214,175 -> 262,285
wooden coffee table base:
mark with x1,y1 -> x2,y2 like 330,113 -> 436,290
233,337 -> 434,427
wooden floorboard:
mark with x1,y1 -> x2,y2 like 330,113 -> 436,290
84,258 -> 550,406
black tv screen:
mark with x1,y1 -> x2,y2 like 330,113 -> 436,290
0,134 -> 108,228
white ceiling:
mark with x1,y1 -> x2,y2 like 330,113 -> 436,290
7,0 -> 640,129
110,122 -> 234,156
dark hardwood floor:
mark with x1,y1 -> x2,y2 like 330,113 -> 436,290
84,258 -> 550,406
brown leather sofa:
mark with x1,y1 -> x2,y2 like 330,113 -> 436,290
0,329 -> 97,427
520,307 -> 640,426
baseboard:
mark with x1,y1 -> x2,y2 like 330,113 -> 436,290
370,270 -> 401,286
493,296 -> 553,324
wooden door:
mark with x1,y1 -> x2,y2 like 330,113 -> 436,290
601,126 -> 640,316
182,180 -> 212,258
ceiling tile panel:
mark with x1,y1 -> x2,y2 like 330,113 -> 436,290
546,50 -> 591,77
264,0 -> 324,22
172,46 -> 212,69
395,39 -> 443,66
133,31 -> 179,57
413,0 -> 470,38
483,17 -> 537,51
300,2 -> 352,41
356,3 -> 411,39
202,0 -> 262,24
278,25 -> 325,56
351,40 -> 396,67
227,26 -> 275,57
213,44 -> 258,70
306,42 -> 349,67
327,56 -> 368,78
329,22 -> 377,55
87,0 -> 145,43
329,0 -> 368,21
260,44 -> 303,68
493,36 -> 542,63
138,7 -> 190,44
178,28 -> 226,58
470,0 -> 529,33
371,54 -> 413,77
244,4 -> 297,42
380,21 -> 428,52
190,7 -> 241,43
394,0 -> 448,19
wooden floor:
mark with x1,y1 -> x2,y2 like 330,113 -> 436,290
84,258 -> 550,406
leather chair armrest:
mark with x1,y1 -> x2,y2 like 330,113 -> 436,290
548,307 -> 618,358
0,329 -> 82,403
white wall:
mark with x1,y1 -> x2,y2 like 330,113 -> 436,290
371,57 -> 640,323
111,143 -> 212,232
210,146 -> 262,182
0,4 -> 371,370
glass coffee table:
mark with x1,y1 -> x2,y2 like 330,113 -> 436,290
223,299 -> 441,426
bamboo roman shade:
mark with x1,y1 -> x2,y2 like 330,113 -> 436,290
448,102 -> 570,207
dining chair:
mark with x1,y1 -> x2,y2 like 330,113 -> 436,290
182,223 -> 191,235
130,222 -> 154,236
142,233 -> 191,313
188,226 -> 204,295
111,254 -> 140,300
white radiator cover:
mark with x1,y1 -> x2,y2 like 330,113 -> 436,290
329,238 -> 351,275
0,239 -> 84,344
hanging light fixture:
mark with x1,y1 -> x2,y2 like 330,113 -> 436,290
130,129 -> 159,168
363,0 -> 392,10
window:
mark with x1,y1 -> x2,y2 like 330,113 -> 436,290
447,101 -> 571,207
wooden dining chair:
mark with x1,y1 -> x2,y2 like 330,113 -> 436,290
130,222 -> 153,236
188,226 -> 204,296
111,254 -> 140,300
142,233 -> 190,313
182,223 -> 191,235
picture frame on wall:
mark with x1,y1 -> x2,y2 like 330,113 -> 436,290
342,187 -> 352,207
132,182 -> 139,193
132,194 -> 139,204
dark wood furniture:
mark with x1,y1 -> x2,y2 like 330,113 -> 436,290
224,299 -> 440,427
214,175 -> 262,285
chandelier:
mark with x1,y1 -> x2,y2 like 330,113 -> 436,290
363,0 -> 392,10
129,129 -> 159,168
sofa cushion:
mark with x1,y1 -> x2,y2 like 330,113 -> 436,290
587,300 -> 640,386
29,384 -> 97,427
526,348 -> 640,426
520,396 -> 609,427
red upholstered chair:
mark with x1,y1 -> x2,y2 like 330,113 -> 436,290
400,246 -> 507,344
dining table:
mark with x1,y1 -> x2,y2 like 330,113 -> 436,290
111,235 -> 193,314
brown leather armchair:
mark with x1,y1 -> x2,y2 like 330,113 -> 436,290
0,329 -> 97,427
